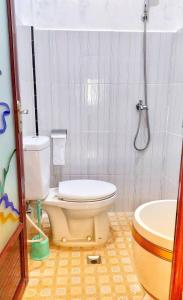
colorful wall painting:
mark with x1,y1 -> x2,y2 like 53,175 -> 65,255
0,101 -> 20,251
0,148 -> 19,225
0,102 -> 10,134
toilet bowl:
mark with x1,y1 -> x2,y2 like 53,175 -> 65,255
23,136 -> 116,247
43,180 -> 116,247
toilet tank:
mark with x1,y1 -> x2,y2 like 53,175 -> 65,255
23,136 -> 50,201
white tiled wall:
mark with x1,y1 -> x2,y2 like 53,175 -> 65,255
162,29 -> 183,201
16,27 -> 183,211
34,31 -> 176,85
14,0 -> 183,32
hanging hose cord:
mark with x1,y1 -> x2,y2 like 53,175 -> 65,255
133,12 -> 151,151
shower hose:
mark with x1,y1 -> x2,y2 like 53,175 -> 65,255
133,10 -> 151,151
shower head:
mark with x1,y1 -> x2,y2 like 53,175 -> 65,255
145,0 -> 159,9
149,0 -> 159,6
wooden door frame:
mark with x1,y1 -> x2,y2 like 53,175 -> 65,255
170,143 -> 183,299
0,0 -> 28,299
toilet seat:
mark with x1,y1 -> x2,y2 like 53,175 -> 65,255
43,187 -> 116,210
58,180 -> 116,202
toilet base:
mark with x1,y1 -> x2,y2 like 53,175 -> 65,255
54,237 -> 109,248
40,187 -> 115,248
42,205 -> 112,247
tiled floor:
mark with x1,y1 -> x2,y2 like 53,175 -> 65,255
23,212 -> 145,300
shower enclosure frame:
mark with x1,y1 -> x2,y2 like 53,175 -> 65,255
170,143 -> 183,300
5,0 -> 183,299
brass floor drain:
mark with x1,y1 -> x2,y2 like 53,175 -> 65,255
87,255 -> 102,264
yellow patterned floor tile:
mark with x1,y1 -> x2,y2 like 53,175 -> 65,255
23,212 -> 145,300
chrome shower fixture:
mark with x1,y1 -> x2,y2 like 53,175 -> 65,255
142,0 -> 149,22
133,0 -> 151,151
136,100 -> 148,111
142,0 -> 159,21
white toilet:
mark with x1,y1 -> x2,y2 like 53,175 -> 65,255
23,136 -> 116,247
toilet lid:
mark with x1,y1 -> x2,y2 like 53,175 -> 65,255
58,180 -> 116,202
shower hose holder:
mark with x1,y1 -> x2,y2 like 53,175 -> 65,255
142,0 -> 148,22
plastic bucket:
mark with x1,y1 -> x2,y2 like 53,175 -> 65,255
30,235 -> 50,261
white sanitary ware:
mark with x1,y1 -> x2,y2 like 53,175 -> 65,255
23,136 -> 116,247
23,136 -> 50,200
132,200 -> 176,300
